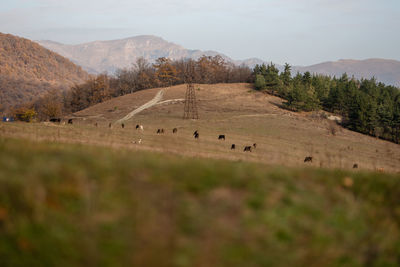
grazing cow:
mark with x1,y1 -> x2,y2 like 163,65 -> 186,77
109,122 -> 112,128
194,133 -> 199,139
353,163 -> 358,169
173,128 -> 178,134
231,144 -> 236,150
136,124 -> 140,129
304,156 -> 313,163
218,135 -> 225,140
244,146 -> 252,152
68,119 -> 73,124
161,128 -> 164,134
121,123 -> 125,129
94,122 -> 98,127
49,118 -> 61,123
193,130 -> 198,136
253,143 -> 257,149
157,129 -> 164,134
136,124 -> 144,130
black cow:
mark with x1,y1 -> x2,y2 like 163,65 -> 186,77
136,124 -> 140,129
231,144 -> 236,150
218,135 -> 225,140
49,118 -> 61,123
157,129 -> 165,134
193,130 -> 198,136
194,133 -> 199,139
68,119 -> 73,124
304,156 -> 313,163
121,123 -> 125,129
173,128 -> 178,133
353,163 -> 358,169
244,146 -> 252,152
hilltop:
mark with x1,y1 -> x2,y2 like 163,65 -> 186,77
0,32 -> 89,111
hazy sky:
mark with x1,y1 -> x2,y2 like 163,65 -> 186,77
1,0 -> 399,65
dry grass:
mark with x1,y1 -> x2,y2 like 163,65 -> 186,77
1,83 -> 399,172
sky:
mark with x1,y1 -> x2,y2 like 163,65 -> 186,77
0,0 -> 399,65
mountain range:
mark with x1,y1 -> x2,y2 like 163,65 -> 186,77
37,35 -> 400,87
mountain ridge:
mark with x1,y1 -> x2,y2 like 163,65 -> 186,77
37,35 -> 400,87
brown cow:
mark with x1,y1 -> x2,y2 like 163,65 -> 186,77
304,156 -> 313,163
244,146 -> 252,152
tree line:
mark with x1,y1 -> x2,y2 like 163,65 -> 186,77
254,63 -> 400,143
10,55 -> 252,120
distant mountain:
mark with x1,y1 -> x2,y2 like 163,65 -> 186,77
293,59 -> 400,87
37,35 -> 400,87
0,32 -> 89,111
37,35 -> 232,74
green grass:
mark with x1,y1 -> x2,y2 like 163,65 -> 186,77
0,137 -> 399,267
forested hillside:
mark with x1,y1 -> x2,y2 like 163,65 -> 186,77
254,63 -> 400,143
0,33 -> 88,112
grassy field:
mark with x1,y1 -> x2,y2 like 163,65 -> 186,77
0,137 -> 399,266
1,83 -> 399,172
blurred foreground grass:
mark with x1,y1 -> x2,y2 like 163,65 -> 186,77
0,137 -> 399,267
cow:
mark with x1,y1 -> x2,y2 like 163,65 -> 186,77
49,118 -> 61,123
304,156 -> 313,163
94,122 -> 98,127
194,132 -> 199,139
109,122 -> 112,128
173,128 -> 178,134
353,163 -> 358,169
193,130 -> 198,136
136,124 -> 143,130
231,144 -> 236,150
218,135 -> 225,140
68,119 -> 73,124
244,146 -> 252,152
157,129 -> 164,134
253,143 -> 257,149
121,123 -> 125,129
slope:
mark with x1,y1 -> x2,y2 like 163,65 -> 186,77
0,32 -> 89,111
3,83 -> 399,172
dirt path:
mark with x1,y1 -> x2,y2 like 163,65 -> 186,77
115,89 -> 164,123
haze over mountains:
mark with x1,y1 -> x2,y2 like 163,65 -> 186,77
37,35 -> 400,87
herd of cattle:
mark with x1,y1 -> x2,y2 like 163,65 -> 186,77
61,118 -> 360,167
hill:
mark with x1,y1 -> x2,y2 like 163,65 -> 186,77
0,32 -> 89,112
294,58 -> 400,87
2,83 -> 399,172
0,137 -> 399,266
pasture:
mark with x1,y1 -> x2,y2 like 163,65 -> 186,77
1,83 -> 399,172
